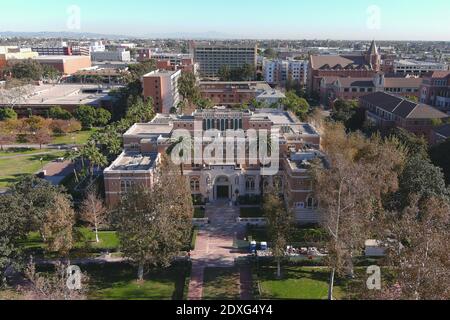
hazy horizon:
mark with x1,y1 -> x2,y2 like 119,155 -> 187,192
1,0 -> 450,41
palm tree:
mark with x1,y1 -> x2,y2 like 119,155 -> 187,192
81,142 -> 108,180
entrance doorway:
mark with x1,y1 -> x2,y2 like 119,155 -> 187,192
214,176 -> 231,200
216,185 -> 230,199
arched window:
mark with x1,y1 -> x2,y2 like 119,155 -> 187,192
246,177 -> 256,192
306,195 -> 318,209
190,178 -> 200,192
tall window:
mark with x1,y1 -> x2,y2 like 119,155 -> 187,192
246,177 -> 256,192
190,178 -> 200,192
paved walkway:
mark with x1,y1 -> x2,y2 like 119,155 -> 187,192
187,201 -> 253,300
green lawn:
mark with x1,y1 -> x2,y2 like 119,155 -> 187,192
247,226 -> 327,244
203,267 -> 240,300
51,129 -> 96,145
257,265 -> 346,300
240,207 -> 264,218
0,151 -> 65,187
20,228 -> 120,252
0,148 -> 54,157
86,262 -> 188,300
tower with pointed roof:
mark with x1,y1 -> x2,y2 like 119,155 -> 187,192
366,40 -> 381,72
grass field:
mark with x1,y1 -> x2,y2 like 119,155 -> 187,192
0,148 -> 54,157
51,129 -> 96,145
257,265 -> 345,300
86,262 -> 188,300
0,151 -> 65,187
20,228 -> 120,252
202,267 -> 240,300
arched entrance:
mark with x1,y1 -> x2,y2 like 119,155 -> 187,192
214,176 -> 231,200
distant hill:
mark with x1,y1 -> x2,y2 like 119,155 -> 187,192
0,30 -> 236,40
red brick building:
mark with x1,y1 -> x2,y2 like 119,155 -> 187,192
308,41 -> 381,95
420,71 -> 450,113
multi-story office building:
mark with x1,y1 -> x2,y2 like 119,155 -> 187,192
263,59 -> 308,86
420,71 -> 450,112
33,55 -> 92,75
142,69 -> 181,114
151,53 -> 193,66
104,109 -> 322,224
393,59 -> 448,76
91,49 -> 131,62
191,42 -> 258,77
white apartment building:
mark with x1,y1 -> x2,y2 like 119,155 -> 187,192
263,58 -> 308,86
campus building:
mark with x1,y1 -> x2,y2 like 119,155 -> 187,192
104,109 -> 322,224
0,46 -> 39,69
263,59 -> 308,86
392,59 -> 448,76
33,55 -> 92,75
191,42 -> 258,77
308,40 -> 381,94
320,73 -> 422,107
0,84 -> 117,117
91,49 -> 131,62
198,81 -> 285,107
360,91 -> 448,143
420,71 -> 450,113
142,69 -> 181,114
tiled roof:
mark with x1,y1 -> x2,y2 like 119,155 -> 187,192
434,124 -> 450,138
361,92 -> 448,120
311,55 -> 369,70
384,77 -> 422,88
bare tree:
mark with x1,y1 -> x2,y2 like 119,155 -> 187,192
22,259 -> 88,300
80,190 -> 108,243
0,80 -> 32,110
380,196 -> 450,300
310,123 -> 404,300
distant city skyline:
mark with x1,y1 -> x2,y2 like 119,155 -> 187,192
1,0 -> 450,41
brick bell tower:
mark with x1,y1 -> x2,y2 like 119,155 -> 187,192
366,40 -> 381,72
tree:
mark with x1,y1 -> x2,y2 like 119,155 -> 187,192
394,154 -> 449,209
125,97 -> 155,123
330,99 -> 365,131
0,108 -> 18,121
41,65 -> 62,84
0,80 -> 33,110
281,91 -> 310,121
218,65 -> 231,81
23,260 -> 88,300
10,176 -> 64,237
113,156 -> 193,281
49,106 -> 72,120
74,105 -> 97,129
429,139 -> 450,185
178,72 -> 200,106
0,194 -> 28,287
80,141 -> 108,178
80,190 -> 108,243
380,196 -> 450,300
30,128 -> 52,149
263,186 -> 293,278
95,108 -> 112,127
6,59 -> 43,81
263,48 -> 277,59
310,123 -> 404,300
0,120 -> 17,150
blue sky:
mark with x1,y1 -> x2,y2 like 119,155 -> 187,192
1,0 -> 449,40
